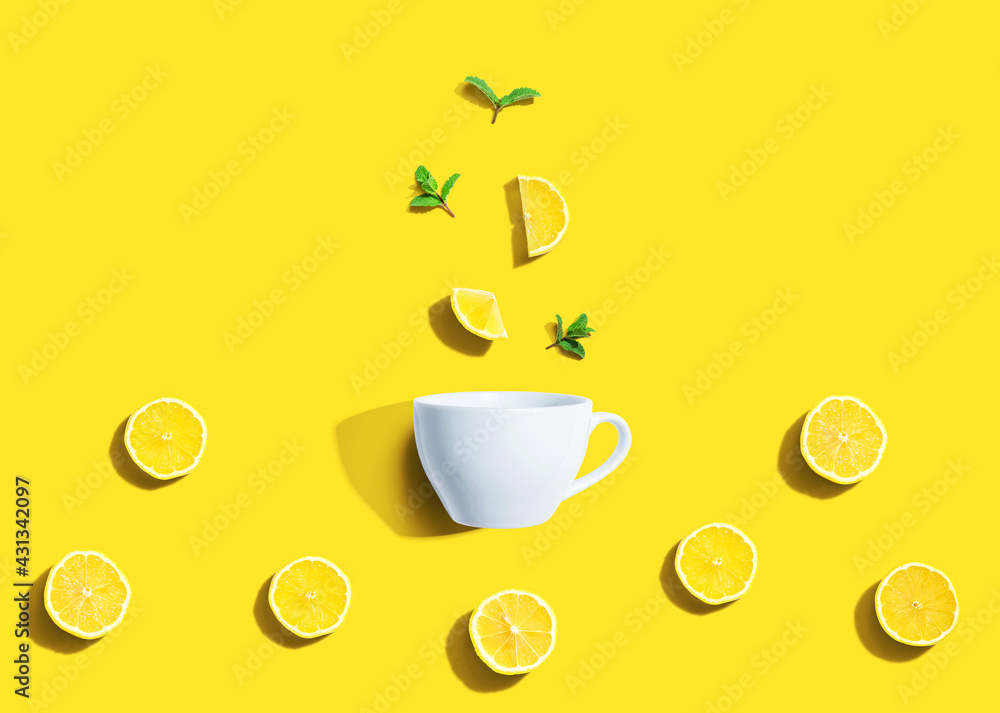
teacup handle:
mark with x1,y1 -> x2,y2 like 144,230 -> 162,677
563,412 -> 632,500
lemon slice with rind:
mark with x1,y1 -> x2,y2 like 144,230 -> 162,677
450,288 -> 507,340
800,395 -> 886,484
268,556 -> 351,638
469,589 -> 556,674
675,523 -> 758,605
518,175 -> 568,257
875,562 -> 959,646
44,551 -> 131,639
124,397 -> 207,479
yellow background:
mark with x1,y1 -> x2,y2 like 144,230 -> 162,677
3,0 -> 998,711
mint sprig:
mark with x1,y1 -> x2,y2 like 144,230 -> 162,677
410,165 -> 459,217
546,313 -> 595,358
464,76 -> 540,124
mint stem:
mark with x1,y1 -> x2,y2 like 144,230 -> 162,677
438,195 -> 455,218
491,105 -> 500,124
547,336 -> 588,349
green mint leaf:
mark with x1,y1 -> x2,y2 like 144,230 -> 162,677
465,76 -> 499,106
441,173 -> 460,201
415,165 -> 430,183
499,87 -> 540,108
420,176 -> 438,194
566,313 -> 588,334
560,338 -> 586,358
555,314 -> 563,341
410,194 -> 443,207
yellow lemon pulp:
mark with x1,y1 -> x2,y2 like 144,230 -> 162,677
875,562 -> 959,646
44,551 -> 131,639
268,557 -> 351,638
517,175 -> 568,257
800,395 -> 886,484
469,590 -> 556,674
125,397 -> 207,479
675,523 -> 758,604
450,288 -> 507,340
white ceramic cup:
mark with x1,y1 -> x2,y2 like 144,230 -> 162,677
412,391 -> 632,528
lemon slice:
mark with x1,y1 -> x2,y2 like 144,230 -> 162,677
675,523 -> 758,605
268,556 -> 351,638
44,551 -> 131,639
469,589 -> 556,674
875,562 -> 959,646
450,288 -> 507,340
518,175 -> 568,257
124,397 -> 207,479
800,395 -> 886,484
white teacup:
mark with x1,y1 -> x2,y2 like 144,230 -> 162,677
412,391 -> 632,528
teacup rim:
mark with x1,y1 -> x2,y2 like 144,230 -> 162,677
413,391 -> 591,410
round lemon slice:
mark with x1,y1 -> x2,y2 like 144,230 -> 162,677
800,395 -> 886,484
875,562 -> 959,646
268,556 -> 351,638
44,551 -> 131,639
675,523 -> 758,605
124,397 -> 207,479
469,589 -> 556,674
518,175 -> 568,257
450,288 -> 507,340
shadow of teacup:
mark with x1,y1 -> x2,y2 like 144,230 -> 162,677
336,402 -> 474,537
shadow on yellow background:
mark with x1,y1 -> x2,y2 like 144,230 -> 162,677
854,581 -> 929,663
777,411 -> 858,499
502,178 -> 531,268
660,542 -> 735,616
445,611 -> 523,692
336,402 -> 474,537
29,568 -> 96,654
251,576 -> 326,649
109,416 -> 178,491
428,297 -> 492,356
